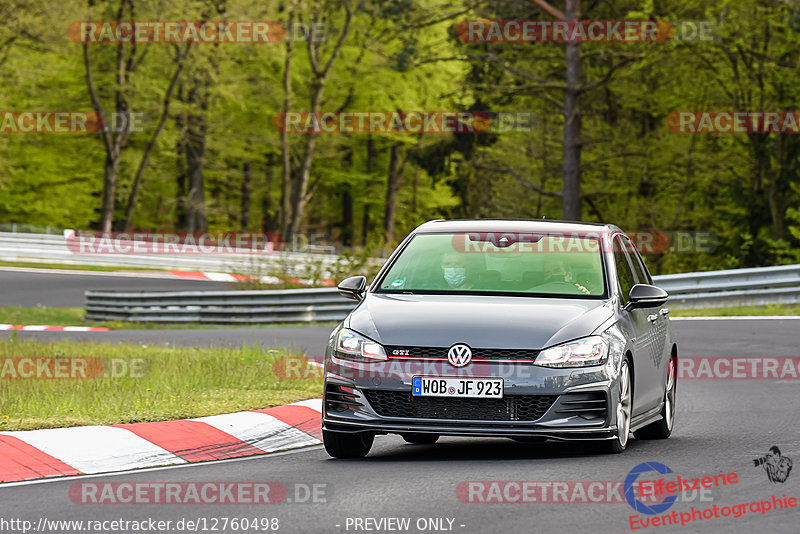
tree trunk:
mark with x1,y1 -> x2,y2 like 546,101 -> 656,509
184,73 -> 209,233
562,0 -> 582,221
279,7 -> 295,236
241,161 -> 251,230
122,43 -> 190,230
384,142 -> 405,245
83,0 -> 134,232
184,119 -> 207,232
101,154 -> 120,232
175,108 -> 188,230
262,153 -> 277,233
361,136 -> 376,245
289,81 -> 324,234
185,134 -> 207,232
285,1 -> 352,235
340,146 -> 354,246
536,113 -> 549,218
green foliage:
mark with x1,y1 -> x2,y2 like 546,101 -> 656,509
1,0 -> 799,273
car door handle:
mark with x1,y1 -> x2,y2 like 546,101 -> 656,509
659,308 -> 670,316
647,314 -> 658,323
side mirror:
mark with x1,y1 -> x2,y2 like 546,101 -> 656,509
338,275 -> 367,301
626,283 -> 669,310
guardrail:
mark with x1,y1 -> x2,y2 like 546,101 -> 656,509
84,264 -> 800,323
85,287 -> 356,323
653,264 -> 800,309
0,231 -> 356,279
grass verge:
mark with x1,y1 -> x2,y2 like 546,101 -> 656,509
0,305 -> 335,330
670,303 -> 800,316
0,339 -> 322,430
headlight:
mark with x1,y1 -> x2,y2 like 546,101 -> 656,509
335,328 -> 387,362
534,336 -> 609,368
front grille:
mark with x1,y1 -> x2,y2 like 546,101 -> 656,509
363,390 -> 557,421
385,346 -> 539,361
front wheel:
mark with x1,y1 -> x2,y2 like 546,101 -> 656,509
634,356 -> 677,440
601,358 -> 632,454
323,430 -> 374,458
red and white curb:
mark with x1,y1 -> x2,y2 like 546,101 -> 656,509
0,325 -> 109,331
168,270 -> 336,287
0,399 -> 322,483
167,270 -> 251,282
0,265 -> 336,287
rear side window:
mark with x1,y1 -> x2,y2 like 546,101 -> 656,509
613,236 -> 636,303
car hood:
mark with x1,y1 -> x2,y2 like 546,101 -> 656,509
345,293 -> 615,349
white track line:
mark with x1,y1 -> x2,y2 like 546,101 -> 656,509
0,444 -> 323,488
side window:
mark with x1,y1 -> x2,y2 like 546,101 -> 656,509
623,237 -> 651,285
613,236 -> 636,303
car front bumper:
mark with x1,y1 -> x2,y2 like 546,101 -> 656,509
321,354 -> 623,441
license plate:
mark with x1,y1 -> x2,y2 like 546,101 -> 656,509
412,377 -> 504,398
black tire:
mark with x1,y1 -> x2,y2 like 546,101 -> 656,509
323,430 -> 374,458
402,433 -> 439,445
600,358 -> 632,454
634,356 -> 677,440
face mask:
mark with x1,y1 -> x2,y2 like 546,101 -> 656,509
444,267 -> 466,287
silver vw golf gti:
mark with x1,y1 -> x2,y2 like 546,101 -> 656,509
322,219 -> 677,458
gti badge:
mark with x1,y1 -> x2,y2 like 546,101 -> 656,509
447,344 -> 472,367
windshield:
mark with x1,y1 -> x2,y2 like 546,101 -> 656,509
377,232 -> 606,297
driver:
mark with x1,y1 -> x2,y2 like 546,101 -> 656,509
440,251 -> 475,289
542,258 -> 590,295
544,259 -> 571,283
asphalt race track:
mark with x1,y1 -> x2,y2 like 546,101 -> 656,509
2,319 -> 799,533
0,269 -> 229,308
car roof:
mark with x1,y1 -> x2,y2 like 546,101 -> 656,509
414,218 -> 621,235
